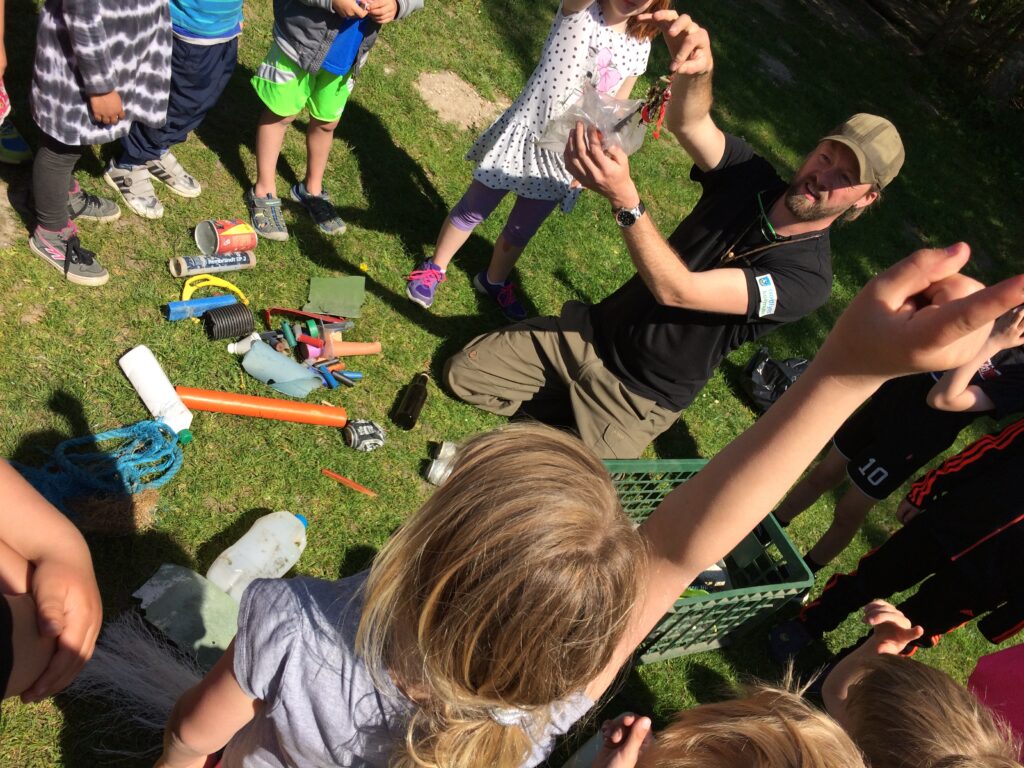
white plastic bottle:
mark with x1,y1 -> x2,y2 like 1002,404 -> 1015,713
206,511 -> 308,602
226,332 -> 261,355
118,345 -> 194,444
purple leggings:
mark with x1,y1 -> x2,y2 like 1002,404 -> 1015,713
448,180 -> 559,248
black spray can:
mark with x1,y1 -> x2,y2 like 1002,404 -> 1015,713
394,371 -> 429,430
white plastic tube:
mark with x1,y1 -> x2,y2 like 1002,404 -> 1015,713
118,345 -> 194,443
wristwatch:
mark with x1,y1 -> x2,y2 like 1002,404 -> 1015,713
614,201 -> 646,228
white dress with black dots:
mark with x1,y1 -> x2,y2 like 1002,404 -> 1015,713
467,2 -> 651,212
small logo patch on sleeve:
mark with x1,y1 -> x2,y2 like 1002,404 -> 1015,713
756,274 -> 778,317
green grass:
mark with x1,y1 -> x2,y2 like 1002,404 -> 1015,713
2,0 -> 1023,764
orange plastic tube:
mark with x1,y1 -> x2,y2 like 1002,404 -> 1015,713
327,338 -> 382,357
176,387 -> 348,427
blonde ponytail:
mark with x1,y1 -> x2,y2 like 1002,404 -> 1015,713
357,423 -> 644,768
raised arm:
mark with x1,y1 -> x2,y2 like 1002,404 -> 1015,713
927,305 -> 1024,412
586,244 -> 1024,698
635,11 -> 725,171
821,601 -> 924,727
564,122 -> 749,313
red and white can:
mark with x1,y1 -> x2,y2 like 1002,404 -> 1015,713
195,219 -> 258,256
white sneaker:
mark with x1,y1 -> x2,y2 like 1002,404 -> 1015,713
104,161 -> 164,219
146,151 -> 201,198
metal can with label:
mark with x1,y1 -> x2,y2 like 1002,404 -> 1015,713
194,218 -> 258,256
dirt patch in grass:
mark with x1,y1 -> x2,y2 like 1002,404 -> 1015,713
414,71 -> 510,131
18,304 -> 45,325
758,53 -> 795,84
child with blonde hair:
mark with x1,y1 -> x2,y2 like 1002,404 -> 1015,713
823,600 -> 1022,768
588,683 -> 866,768
153,244 -> 1024,768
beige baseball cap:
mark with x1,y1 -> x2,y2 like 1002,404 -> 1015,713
822,113 -> 905,189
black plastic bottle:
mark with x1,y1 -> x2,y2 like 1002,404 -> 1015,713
394,371 -> 429,430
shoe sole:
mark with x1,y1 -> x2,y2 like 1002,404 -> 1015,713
406,284 -> 434,309
29,238 -> 109,286
104,173 -> 164,220
71,207 -> 122,224
148,168 -> 202,199
252,221 -> 290,242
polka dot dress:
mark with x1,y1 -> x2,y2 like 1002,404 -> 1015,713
467,2 -> 650,212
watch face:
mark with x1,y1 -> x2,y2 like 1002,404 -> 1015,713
616,209 -> 637,227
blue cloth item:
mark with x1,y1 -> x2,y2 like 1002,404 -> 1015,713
319,17 -> 369,76
170,0 -> 243,40
120,36 -> 238,165
242,341 -> 323,398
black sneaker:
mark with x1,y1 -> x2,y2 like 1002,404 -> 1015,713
290,182 -> 346,235
67,181 -> 121,222
29,222 -> 109,286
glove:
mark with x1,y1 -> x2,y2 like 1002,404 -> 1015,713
344,420 -> 387,452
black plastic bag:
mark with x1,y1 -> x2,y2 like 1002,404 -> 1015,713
743,347 -> 809,412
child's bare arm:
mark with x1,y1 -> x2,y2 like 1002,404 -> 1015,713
2,594 -> 57,700
156,641 -> 259,768
587,244 -> 1024,699
0,460 -> 101,702
927,305 -> 1024,412
614,76 -> 640,100
821,601 -> 924,727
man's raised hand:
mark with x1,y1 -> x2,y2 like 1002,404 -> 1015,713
635,11 -> 712,76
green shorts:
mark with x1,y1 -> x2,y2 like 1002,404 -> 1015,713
252,44 -> 355,122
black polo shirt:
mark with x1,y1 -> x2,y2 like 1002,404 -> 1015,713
590,134 -> 833,411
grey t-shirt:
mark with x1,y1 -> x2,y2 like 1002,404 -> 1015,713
225,572 -> 594,767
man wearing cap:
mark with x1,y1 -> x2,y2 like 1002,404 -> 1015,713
444,12 -> 905,459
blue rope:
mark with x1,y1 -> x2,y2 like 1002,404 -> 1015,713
13,420 -> 183,516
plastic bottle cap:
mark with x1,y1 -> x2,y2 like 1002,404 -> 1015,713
177,429 -> 194,446
294,513 -> 308,528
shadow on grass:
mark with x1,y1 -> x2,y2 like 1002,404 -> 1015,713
194,62 -> 264,195
7,390 -> 195,765
480,0 -> 562,84
652,416 -> 700,459
335,101 -> 449,258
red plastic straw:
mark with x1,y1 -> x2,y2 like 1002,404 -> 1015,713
321,467 -> 377,497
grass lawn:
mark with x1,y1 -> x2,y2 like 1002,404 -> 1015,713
1,0 -> 1023,764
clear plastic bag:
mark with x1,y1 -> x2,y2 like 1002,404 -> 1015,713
537,81 -> 647,156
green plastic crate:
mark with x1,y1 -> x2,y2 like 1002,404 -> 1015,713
605,458 -> 814,664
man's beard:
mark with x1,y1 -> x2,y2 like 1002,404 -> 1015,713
783,182 -> 851,223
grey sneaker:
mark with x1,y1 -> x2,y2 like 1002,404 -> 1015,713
245,187 -> 289,241
29,222 -> 109,286
67,181 -> 121,222
290,182 -> 346,235
145,151 -> 201,198
104,161 -> 164,219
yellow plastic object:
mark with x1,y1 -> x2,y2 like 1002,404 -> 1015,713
181,274 -> 250,323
